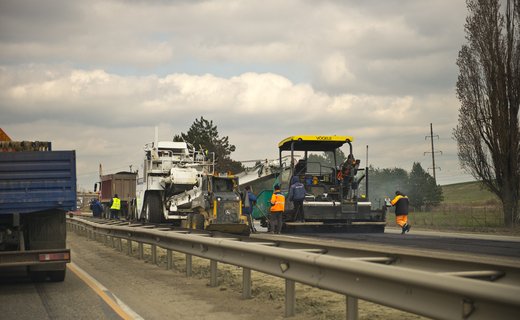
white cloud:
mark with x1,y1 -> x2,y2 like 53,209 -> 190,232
319,52 -> 356,88
0,0 -> 475,189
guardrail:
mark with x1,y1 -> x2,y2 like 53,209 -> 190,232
67,218 -> 520,320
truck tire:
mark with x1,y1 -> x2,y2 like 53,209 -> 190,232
48,269 -> 66,282
193,213 -> 205,230
103,205 -> 110,219
29,270 -> 47,282
145,192 -> 164,223
186,213 -> 193,229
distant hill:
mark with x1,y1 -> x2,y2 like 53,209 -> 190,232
441,181 -> 499,205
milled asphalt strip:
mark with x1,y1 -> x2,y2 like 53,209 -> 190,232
68,262 -> 144,320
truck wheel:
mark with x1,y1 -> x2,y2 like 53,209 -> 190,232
29,270 -> 47,282
193,213 -> 205,230
48,270 -> 66,282
145,192 -> 164,223
103,205 -> 110,219
186,213 -> 193,229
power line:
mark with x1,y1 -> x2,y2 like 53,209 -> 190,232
424,123 -> 442,183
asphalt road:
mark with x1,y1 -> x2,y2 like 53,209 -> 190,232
305,228 -> 520,259
0,266 -> 122,320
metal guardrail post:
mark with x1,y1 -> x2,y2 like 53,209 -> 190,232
111,236 -> 115,249
210,260 -> 218,287
127,240 -> 132,256
151,244 -> 157,265
285,279 -> 296,317
138,242 -> 144,260
186,254 -> 192,277
346,296 -> 358,320
118,238 -> 123,252
242,267 -> 252,299
167,250 -> 173,270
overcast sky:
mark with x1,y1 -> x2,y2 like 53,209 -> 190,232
0,0 -> 473,191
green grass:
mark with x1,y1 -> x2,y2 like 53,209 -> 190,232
441,181 -> 500,205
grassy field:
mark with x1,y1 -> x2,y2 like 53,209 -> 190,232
441,181 -> 500,205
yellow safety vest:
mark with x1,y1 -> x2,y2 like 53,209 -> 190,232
110,197 -> 121,210
270,193 -> 285,213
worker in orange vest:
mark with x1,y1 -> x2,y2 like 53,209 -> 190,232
390,191 -> 411,234
270,184 -> 285,234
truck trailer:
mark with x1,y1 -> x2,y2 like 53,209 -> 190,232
0,140 -> 75,281
95,171 -> 137,220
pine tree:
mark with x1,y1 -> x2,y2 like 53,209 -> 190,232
174,117 -> 243,173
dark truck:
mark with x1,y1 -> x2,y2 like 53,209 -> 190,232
0,141 -> 75,281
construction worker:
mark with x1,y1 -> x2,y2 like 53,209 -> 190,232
270,184 -> 285,234
288,176 -> 306,222
242,185 -> 258,233
110,194 -> 121,220
90,198 -> 103,218
390,191 -> 411,234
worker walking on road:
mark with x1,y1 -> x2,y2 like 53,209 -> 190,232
390,191 -> 411,234
242,185 -> 258,233
110,194 -> 121,220
270,184 -> 285,234
288,176 -> 306,222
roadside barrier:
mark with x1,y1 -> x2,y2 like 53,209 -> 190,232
68,218 -> 520,320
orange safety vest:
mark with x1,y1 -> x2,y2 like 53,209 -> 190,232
270,192 -> 285,213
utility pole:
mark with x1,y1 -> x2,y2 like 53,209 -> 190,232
424,123 -> 442,183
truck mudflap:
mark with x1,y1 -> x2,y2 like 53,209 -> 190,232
282,221 -> 386,234
0,248 -> 71,267
205,223 -> 250,235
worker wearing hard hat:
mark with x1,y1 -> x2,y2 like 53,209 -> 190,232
390,191 -> 411,234
270,184 -> 285,234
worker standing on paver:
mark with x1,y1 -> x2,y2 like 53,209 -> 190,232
390,191 -> 411,234
270,184 -> 285,234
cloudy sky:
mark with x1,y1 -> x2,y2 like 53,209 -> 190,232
0,0 -> 473,190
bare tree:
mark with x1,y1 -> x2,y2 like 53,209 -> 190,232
454,0 -> 520,226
